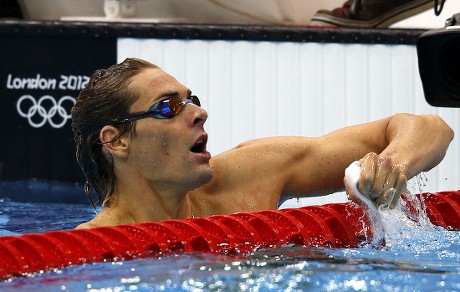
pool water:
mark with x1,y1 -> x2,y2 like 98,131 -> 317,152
0,199 -> 94,234
1,199 -> 460,291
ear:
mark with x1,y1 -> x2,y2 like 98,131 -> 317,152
99,125 -> 130,158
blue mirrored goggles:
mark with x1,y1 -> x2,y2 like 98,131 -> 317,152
112,95 -> 201,124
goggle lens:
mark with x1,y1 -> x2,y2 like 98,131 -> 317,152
152,95 -> 201,119
107,95 -> 201,126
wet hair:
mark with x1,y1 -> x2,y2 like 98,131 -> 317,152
71,58 -> 159,209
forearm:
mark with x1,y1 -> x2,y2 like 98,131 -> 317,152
380,113 -> 454,179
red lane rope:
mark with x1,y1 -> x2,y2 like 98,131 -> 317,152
1,190 -> 460,279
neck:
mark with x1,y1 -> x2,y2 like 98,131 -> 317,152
107,179 -> 194,224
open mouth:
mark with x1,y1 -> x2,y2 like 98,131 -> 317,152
190,136 -> 207,153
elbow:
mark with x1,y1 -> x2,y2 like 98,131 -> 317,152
397,113 -> 454,141
423,114 -> 454,172
430,114 -> 454,142
389,113 -> 454,174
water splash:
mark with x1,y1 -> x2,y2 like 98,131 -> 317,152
367,191 -> 443,252
409,173 -> 429,195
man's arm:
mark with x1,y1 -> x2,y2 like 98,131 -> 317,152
283,113 -> 453,204
207,113 -> 453,211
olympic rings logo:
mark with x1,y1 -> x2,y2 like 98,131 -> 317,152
16,95 -> 76,128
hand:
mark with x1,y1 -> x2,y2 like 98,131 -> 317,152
360,152 -> 407,208
345,153 -> 407,209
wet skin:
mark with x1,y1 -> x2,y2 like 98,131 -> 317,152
76,68 -> 454,229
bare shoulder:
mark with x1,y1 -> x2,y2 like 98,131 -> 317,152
74,209 -> 117,229
192,137 -> 301,213
75,221 -> 99,229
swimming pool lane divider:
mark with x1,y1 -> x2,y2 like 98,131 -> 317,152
0,190 -> 460,279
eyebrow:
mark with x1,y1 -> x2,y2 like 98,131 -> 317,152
153,89 -> 193,102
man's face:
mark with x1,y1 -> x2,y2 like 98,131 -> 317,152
124,68 -> 212,192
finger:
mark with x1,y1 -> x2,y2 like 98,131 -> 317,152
376,188 -> 396,207
358,153 -> 378,196
382,164 -> 398,195
368,156 -> 391,199
390,172 -> 407,208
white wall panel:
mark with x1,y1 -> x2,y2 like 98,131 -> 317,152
207,41 -> 233,151
345,44 -> 369,125
231,41 -> 255,143
253,42 -> 278,138
368,45 -> 391,119
299,43 -> 324,136
118,38 -> 460,205
276,42 -> 301,135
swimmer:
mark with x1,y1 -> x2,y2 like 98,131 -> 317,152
71,58 -> 453,229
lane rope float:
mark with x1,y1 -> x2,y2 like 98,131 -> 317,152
1,189 -> 460,279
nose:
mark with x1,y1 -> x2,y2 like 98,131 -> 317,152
193,106 -> 208,126
186,103 -> 208,127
